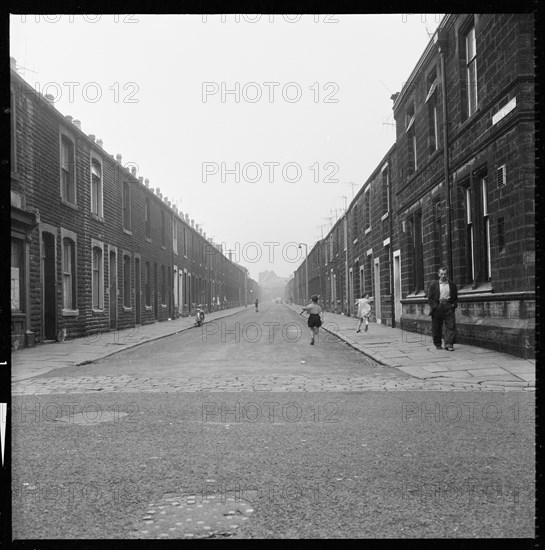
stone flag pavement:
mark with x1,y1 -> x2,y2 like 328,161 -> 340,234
286,304 -> 535,390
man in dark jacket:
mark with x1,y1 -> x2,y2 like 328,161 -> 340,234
428,267 -> 458,351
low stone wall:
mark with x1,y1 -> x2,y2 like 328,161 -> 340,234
400,295 -> 535,359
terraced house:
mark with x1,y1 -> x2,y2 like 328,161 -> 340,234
10,59 -> 257,350
291,13 -> 534,358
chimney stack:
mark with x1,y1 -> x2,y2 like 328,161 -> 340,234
138,176 -> 144,185
131,167 -> 137,176
116,154 -> 122,164
88,134 -> 96,142
97,138 -> 103,147
10,57 -> 16,70
73,120 -> 81,129
191,219 -> 194,228
44,94 -> 55,105
145,178 -> 149,188
65,115 -> 73,123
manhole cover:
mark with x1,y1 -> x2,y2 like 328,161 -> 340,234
129,491 -> 254,539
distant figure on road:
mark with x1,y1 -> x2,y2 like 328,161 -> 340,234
255,298 -> 259,312
428,267 -> 458,351
300,294 -> 322,345
355,293 -> 372,333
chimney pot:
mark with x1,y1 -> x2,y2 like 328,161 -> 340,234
73,119 -> 81,129
191,219 -> 194,227
44,94 -> 55,104
97,138 -> 103,147
131,167 -> 137,175
65,115 -> 73,123
138,176 -> 144,184
88,134 -> 96,142
116,154 -> 122,163
167,200 -> 171,207
155,187 -> 160,195
144,179 -> 149,188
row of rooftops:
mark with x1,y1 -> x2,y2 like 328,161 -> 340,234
10,57 -> 225,255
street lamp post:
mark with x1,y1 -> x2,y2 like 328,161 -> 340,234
298,243 -> 308,304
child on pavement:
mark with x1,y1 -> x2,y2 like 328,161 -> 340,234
355,293 -> 372,333
300,294 -> 323,345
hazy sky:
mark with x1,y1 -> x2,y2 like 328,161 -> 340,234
10,13 -> 443,280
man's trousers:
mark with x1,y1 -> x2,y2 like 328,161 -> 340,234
431,303 -> 456,347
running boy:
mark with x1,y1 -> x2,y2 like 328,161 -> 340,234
355,293 -> 372,333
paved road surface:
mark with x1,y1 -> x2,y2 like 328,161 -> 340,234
12,304 -> 535,539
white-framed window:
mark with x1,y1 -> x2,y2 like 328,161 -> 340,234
161,211 -> 166,246
466,26 -> 478,116
62,235 -> 77,310
481,175 -> 491,281
11,239 -> 24,311
90,157 -> 103,218
60,132 -> 76,205
465,186 -> 475,281
381,165 -> 390,215
123,181 -> 131,231
426,72 -> 439,153
173,217 -> 178,254
145,198 -> 151,239
145,261 -> 151,306
91,241 -> 104,309
123,254 -> 131,308
11,87 -> 17,174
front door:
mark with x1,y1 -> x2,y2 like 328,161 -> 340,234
109,250 -> 117,329
135,258 -> 141,324
393,251 -> 402,327
374,259 -> 381,324
42,232 -> 56,340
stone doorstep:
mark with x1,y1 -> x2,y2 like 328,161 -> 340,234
397,366 -> 439,379
420,365 -> 450,373
466,368 -> 512,376
500,364 -> 536,373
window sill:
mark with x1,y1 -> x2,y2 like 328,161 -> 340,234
123,229 -> 133,236
405,291 -> 426,300
61,199 -> 78,211
91,213 -> 104,223
92,308 -> 105,314
381,212 -> 389,221
123,306 -> 132,312
161,304 -> 167,308
353,238 -> 358,244
161,245 -> 166,250
145,237 -> 152,243
365,227 -> 371,235
459,282 -> 493,295
145,305 -> 152,311
62,309 -> 79,317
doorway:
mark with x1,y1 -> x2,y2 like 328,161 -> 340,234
42,232 -> 56,340
393,250 -> 402,327
109,249 -> 117,329
374,258 -> 381,324
135,258 -> 141,324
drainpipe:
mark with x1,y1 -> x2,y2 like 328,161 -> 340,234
436,29 -> 453,276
